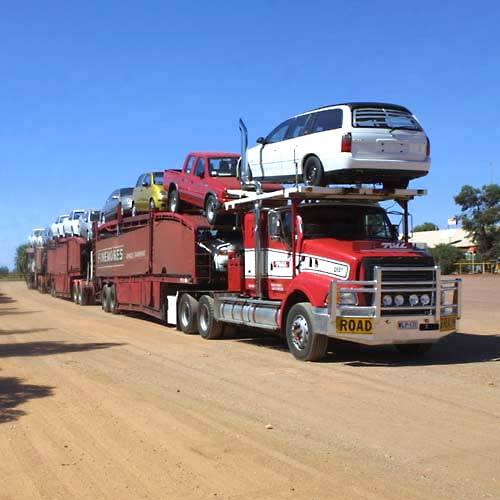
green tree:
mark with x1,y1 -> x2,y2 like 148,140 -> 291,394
454,184 -> 500,260
429,244 -> 464,274
15,244 -> 29,274
414,222 -> 439,232
0,266 -> 9,275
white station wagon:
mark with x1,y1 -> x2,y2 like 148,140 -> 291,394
247,102 -> 430,188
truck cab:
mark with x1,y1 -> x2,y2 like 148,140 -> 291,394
215,186 -> 461,361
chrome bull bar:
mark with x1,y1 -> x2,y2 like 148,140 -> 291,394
307,266 -> 462,345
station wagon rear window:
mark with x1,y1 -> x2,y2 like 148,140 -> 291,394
209,157 -> 239,177
352,107 -> 422,130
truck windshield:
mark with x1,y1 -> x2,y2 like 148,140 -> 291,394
352,107 -> 422,130
300,205 -> 396,241
90,211 -> 101,221
153,172 -> 164,185
209,157 -> 239,177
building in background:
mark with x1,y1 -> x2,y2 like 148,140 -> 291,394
409,228 -> 474,250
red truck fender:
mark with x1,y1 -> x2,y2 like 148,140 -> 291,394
278,273 -> 331,329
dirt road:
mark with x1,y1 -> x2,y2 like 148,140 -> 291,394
0,277 -> 499,500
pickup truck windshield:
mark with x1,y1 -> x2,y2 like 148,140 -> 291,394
300,205 -> 396,241
352,107 -> 422,130
209,157 -> 239,177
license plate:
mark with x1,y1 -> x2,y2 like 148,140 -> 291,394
336,317 -> 373,335
398,320 -> 418,330
440,315 -> 456,332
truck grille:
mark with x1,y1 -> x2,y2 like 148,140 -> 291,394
362,257 -> 436,316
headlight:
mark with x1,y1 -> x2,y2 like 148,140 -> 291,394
382,294 -> 393,306
394,294 -> 405,306
338,292 -> 358,305
420,294 -> 431,306
409,294 -> 419,306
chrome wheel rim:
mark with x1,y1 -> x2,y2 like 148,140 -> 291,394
199,305 -> 209,332
180,301 -> 190,327
290,314 -> 309,351
170,192 -> 178,211
206,199 -> 216,222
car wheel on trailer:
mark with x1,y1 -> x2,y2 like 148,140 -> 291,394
303,156 -> 325,187
131,204 -> 136,217
197,295 -> 223,339
178,293 -> 199,334
149,199 -> 155,211
109,284 -> 118,314
204,195 -> 219,225
285,302 -> 328,361
395,343 -> 432,357
168,188 -> 180,213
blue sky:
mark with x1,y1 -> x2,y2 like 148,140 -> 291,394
0,0 -> 499,268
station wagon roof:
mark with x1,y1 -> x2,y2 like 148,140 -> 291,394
304,102 -> 411,114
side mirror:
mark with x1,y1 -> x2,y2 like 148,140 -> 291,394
142,181 -> 148,187
112,195 -> 119,200
256,136 -> 266,145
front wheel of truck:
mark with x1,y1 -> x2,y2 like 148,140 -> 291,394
205,195 -> 218,225
286,303 -> 328,361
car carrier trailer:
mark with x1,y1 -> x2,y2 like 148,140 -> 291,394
25,245 -> 49,292
67,184 -> 461,362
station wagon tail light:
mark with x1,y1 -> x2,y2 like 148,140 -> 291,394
341,133 -> 352,153
426,136 -> 431,157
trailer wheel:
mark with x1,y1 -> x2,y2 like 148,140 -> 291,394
285,303 -> 328,361
102,285 -> 111,313
72,282 -> 78,304
168,188 -> 180,213
197,295 -> 223,339
178,294 -> 198,334
80,286 -> 89,306
109,284 -> 118,314
76,282 -> 82,305
395,343 -> 432,357
303,156 -> 325,187
51,283 -> 56,297
205,195 -> 219,225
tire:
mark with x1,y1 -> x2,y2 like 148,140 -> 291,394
178,293 -> 198,334
76,282 -> 82,305
51,283 -> 56,297
303,156 -> 325,187
102,285 -> 111,312
285,302 -> 328,361
80,286 -> 89,306
204,194 -> 219,225
395,343 -> 432,357
168,188 -> 180,213
109,284 -> 118,314
197,295 -> 223,339
72,282 -> 78,304
131,204 -> 137,217
149,199 -> 155,211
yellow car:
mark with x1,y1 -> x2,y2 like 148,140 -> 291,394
131,172 -> 167,215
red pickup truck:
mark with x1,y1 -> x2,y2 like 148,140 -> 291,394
165,152 -> 280,224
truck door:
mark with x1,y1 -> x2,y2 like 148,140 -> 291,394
265,210 -> 294,299
192,157 -> 208,204
181,156 -> 197,204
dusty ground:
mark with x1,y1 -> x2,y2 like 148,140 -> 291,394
0,277 -> 499,500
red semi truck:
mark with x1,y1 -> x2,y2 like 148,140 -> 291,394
67,185 -> 461,362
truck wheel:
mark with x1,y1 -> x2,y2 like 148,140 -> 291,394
72,282 -> 78,303
168,189 -> 180,213
109,284 -> 118,314
102,285 -> 111,312
285,303 -> 328,361
205,195 -> 218,225
178,293 -> 198,334
395,343 -> 432,357
51,283 -> 56,297
303,156 -> 325,187
80,286 -> 89,306
76,282 -> 82,305
197,295 -> 223,339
